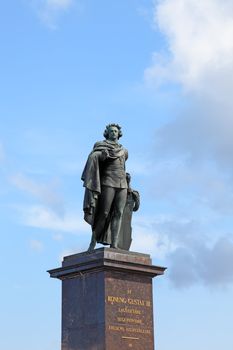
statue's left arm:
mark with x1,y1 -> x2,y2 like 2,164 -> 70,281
132,190 -> 140,211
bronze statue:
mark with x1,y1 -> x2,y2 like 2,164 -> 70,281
81,124 -> 139,251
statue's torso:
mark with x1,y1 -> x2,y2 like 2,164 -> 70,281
93,140 -> 128,189
101,154 -> 127,188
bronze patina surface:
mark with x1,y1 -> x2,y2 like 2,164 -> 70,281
81,124 -> 140,251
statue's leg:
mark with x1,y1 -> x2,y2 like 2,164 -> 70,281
111,188 -> 127,249
87,231 -> 96,252
92,186 -> 115,244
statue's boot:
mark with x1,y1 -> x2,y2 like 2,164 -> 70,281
87,232 -> 96,253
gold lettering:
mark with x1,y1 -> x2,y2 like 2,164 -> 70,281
126,327 -> 151,335
108,325 -> 125,332
127,298 -> 145,306
118,307 -> 141,315
117,317 -> 142,325
107,295 -> 151,308
107,296 -> 127,304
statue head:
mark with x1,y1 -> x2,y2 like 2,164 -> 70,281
103,123 -> 122,141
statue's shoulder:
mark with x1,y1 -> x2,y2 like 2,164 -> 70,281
114,143 -> 128,159
93,140 -> 106,149
111,142 -> 128,159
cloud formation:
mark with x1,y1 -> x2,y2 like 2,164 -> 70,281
146,0 -> 233,93
131,215 -> 177,259
32,0 -> 73,28
18,204 -> 88,233
147,0 -> 233,191
10,173 -> 64,215
168,236 -> 233,288
143,0 -> 233,288
139,214 -> 233,288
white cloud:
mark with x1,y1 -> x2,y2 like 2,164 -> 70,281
146,0 -> 233,94
140,213 -> 233,288
131,214 -> 233,287
10,173 -> 64,215
144,0 -> 233,197
146,0 -> 233,180
32,0 -> 74,28
168,236 -> 233,288
18,204 -> 88,233
131,215 -> 178,259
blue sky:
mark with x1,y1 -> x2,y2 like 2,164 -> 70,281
1,1 -> 233,349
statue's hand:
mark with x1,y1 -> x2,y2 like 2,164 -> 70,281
101,149 -> 109,160
132,191 -> 140,211
90,191 -> 98,207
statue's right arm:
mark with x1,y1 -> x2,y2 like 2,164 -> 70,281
91,142 -> 109,161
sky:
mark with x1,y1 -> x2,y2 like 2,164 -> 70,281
1,0 -> 233,349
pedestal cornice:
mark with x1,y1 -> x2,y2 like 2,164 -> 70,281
48,247 -> 166,280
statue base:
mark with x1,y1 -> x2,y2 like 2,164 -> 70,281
48,248 -> 166,350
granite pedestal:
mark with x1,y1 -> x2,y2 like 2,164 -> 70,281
48,248 -> 166,350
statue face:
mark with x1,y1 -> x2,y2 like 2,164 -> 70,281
107,126 -> 119,141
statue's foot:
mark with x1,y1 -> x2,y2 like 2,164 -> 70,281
110,244 -> 118,249
87,243 -> 96,253
87,248 -> 95,253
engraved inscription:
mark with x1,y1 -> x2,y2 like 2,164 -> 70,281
107,296 -> 151,307
108,325 -> 151,335
106,293 -> 152,337
117,316 -> 142,324
105,275 -> 154,349
118,306 -> 141,315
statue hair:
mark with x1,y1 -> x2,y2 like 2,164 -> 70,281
103,123 -> 123,139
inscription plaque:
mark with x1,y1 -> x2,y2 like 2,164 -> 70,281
105,272 -> 154,349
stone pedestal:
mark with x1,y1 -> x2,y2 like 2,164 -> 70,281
48,248 -> 166,350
